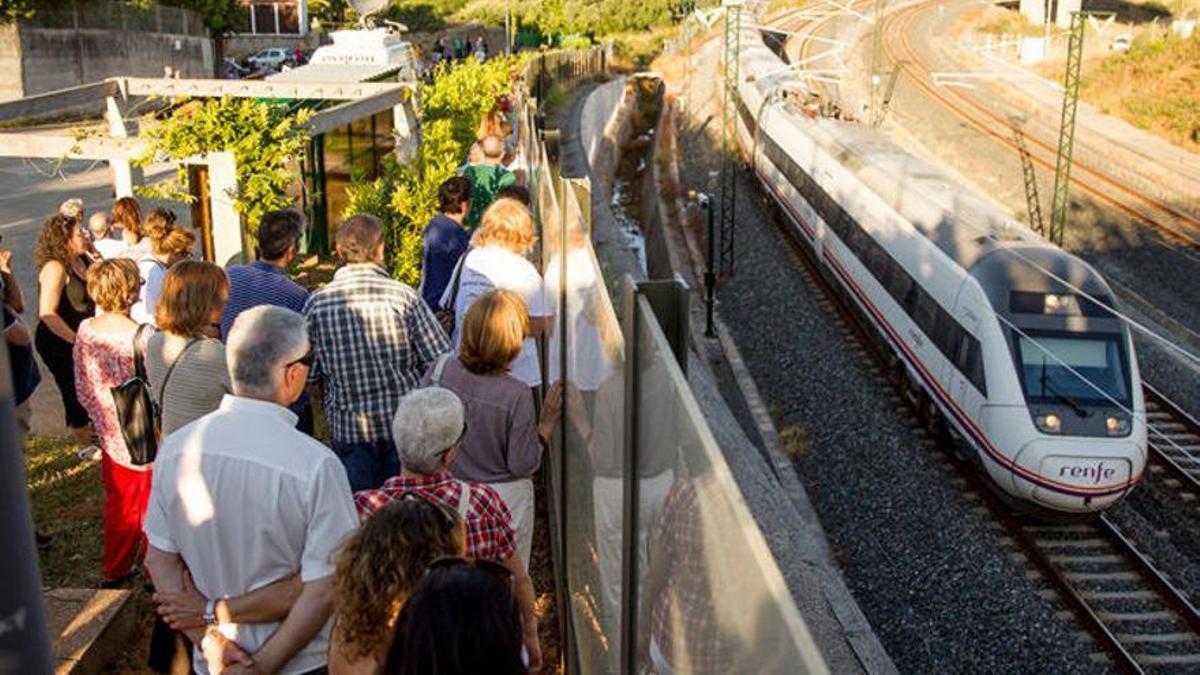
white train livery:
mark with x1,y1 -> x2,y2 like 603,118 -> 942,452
731,19 -> 1146,514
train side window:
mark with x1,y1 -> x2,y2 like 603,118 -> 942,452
933,310 -> 958,359
912,287 -> 938,336
888,264 -> 913,305
965,336 -> 987,395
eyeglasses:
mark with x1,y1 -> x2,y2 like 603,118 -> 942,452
426,556 -> 514,589
286,348 -> 314,368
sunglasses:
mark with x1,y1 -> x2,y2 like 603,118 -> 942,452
286,347 -> 314,368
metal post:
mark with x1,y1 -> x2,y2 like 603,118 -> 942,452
699,192 -> 716,338
1049,11 -> 1088,247
719,1 -> 742,276
620,277 -> 642,675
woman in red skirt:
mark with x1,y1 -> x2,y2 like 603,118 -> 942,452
73,258 -> 155,586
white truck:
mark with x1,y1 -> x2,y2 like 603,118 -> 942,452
307,28 -> 419,82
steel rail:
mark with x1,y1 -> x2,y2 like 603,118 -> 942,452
1142,382 -> 1200,496
881,1 -> 1200,253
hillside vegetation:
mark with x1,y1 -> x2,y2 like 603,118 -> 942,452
1078,35 -> 1200,152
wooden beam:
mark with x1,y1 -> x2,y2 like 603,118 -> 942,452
0,133 -> 148,161
119,77 -> 409,102
0,81 -> 118,123
305,88 -> 409,136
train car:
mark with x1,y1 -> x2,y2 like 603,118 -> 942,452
730,17 -> 1146,514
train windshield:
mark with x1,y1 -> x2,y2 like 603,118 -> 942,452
1015,333 -> 1130,407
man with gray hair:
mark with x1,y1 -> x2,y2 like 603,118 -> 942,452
144,305 -> 358,675
462,135 -> 516,227
354,387 -> 542,670
305,213 -> 449,491
87,211 -> 125,259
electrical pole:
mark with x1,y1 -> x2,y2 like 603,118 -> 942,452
1048,11 -> 1090,246
719,0 -> 742,276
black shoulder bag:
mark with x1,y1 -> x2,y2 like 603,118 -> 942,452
111,324 -> 160,465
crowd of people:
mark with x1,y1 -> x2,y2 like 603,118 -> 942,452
2,93 -> 558,674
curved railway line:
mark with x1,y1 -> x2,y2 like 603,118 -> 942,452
734,7 -> 1200,671
881,1 -> 1200,256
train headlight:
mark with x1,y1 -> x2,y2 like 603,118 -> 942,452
1035,413 -> 1062,434
1106,415 -> 1130,436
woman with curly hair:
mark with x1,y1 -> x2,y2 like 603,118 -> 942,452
130,208 -> 196,325
330,498 -> 466,674
34,212 -> 96,452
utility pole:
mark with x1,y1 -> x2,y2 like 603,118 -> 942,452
1048,11 -> 1094,246
719,0 -> 742,276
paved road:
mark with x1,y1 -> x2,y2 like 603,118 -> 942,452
0,157 -> 180,436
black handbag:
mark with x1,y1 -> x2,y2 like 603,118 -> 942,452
111,324 -> 159,466
436,249 -> 470,336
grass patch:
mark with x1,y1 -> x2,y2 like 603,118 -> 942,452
1078,36 -> 1200,151
25,434 -> 105,588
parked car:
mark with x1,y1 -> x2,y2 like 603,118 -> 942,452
1109,34 -> 1132,52
247,48 -> 291,70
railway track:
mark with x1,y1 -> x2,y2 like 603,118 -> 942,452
1011,515 -> 1200,673
879,1 -> 1200,256
1143,383 -> 1200,500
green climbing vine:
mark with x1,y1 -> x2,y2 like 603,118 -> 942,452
136,97 -> 313,246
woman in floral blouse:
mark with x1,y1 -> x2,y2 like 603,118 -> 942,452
73,258 -> 154,587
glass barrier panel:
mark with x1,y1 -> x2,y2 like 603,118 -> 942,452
552,174 -> 627,674
633,296 -> 826,675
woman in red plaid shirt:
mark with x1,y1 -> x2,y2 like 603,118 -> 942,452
353,387 -> 542,671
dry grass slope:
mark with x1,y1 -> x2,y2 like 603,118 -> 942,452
1078,36 -> 1200,152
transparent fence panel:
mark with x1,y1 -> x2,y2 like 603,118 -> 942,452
631,296 -> 826,674
544,173 -> 629,674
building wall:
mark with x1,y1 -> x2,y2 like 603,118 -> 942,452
11,28 -> 213,99
0,26 -> 24,102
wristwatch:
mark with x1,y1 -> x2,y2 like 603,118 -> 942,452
203,598 -> 217,627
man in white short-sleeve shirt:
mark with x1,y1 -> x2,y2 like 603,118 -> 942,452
443,244 -> 550,387
144,306 -> 358,675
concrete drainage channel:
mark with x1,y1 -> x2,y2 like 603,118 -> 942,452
560,73 -> 897,672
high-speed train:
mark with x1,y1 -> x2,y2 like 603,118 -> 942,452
731,17 -> 1146,514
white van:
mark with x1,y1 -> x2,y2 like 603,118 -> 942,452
309,28 -> 418,82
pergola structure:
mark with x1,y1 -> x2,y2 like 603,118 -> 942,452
0,75 -> 417,265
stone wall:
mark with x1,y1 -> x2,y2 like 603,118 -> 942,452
0,25 -> 214,101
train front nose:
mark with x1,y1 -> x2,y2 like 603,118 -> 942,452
1011,439 -> 1140,513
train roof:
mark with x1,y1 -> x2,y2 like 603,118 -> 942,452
775,107 -> 1043,269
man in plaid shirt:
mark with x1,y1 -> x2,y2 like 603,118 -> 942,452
354,388 -> 542,670
305,214 -> 450,491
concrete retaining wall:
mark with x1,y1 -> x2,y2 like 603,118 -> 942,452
0,25 -> 214,101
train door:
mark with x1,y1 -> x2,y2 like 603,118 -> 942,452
950,311 -> 986,421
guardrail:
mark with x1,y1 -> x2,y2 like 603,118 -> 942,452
516,49 -> 827,674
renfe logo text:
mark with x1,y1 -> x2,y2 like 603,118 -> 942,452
1059,462 -> 1117,484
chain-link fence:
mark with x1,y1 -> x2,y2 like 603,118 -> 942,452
20,1 -> 206,37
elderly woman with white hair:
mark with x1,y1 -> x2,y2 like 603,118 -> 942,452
353,387 -> 543,672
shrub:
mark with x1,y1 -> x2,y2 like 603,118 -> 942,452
342,56 -> 524,285
136,97 -> 313,248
